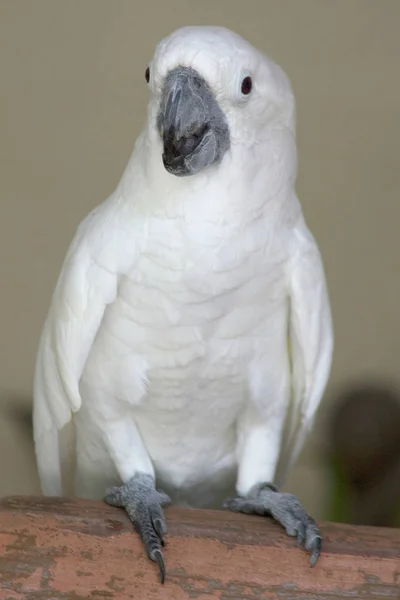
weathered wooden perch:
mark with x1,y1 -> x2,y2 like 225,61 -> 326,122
0,496 -> 399,599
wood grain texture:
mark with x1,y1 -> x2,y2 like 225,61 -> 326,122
0,496 -> 399,599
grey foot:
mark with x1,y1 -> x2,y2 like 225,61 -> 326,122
223,482 -> 321,567
104,473 -> 171,583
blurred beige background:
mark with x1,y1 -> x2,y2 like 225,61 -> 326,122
1,1 -> 399,519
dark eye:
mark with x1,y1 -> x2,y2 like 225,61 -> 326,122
241,76 -> 252,95
145,66 -> 150,83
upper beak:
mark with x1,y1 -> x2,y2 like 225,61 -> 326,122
158,68 -> 211,176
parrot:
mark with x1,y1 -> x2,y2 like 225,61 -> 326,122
33,25 -> 333,583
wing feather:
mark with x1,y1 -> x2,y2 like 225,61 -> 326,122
276,224 -> 333,486
33,200 -> 130,494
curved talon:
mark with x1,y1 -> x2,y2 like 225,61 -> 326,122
154,549 -> 166,584
310,537 -> 322,567
153,516 -> 166,546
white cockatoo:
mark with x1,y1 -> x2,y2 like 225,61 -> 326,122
33,26 -> 333,582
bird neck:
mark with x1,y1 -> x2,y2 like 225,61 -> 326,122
117,127 -> 298,226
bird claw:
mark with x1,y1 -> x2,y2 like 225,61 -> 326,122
223,483 -> 322,567
308,535 -> 322,567
287,514 -> 321,565
154,549 -> 166,584
104,473 -> 171,583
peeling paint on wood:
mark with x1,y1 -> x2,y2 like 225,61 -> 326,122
0,496 -> 399,599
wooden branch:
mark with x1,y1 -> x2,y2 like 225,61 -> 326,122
0,496 -> 399,599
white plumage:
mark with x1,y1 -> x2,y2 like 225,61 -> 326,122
33,26 -> 333,510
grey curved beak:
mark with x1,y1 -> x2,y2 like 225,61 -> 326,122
157,67 -> 230,177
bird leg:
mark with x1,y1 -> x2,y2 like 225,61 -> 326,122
223,482 -> 321,566
104,472 -> 171,583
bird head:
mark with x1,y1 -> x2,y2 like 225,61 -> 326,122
144,26 -> 296,179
